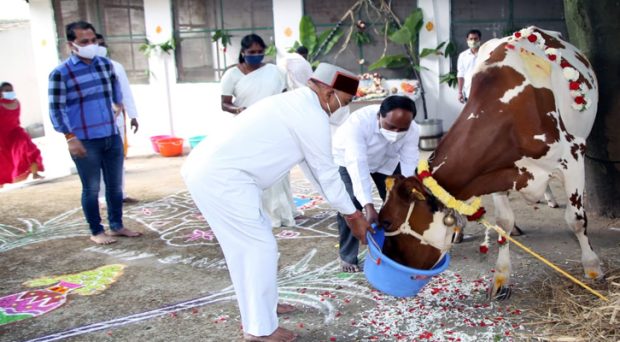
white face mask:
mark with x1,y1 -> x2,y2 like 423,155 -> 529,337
72,42 -> 99,59
467,39 -> 480,49
380,128 -> 407,143
329,105 -> 350,125
326,92 -> 343,114
2,91 -> 17,100
96,46 -> 108,57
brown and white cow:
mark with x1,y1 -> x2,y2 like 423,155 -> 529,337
378,27 -> 601,300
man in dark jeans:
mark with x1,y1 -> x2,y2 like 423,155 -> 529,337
332,96 -> 420,272
48,21 -> 142,244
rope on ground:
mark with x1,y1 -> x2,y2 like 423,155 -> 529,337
479,219 -> 609,302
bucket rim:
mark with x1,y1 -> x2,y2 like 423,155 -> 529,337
366,229 -> 450,274
150,134 -> 172,141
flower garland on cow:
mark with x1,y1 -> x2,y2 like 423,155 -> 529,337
508,27 -> 592,112
417,160 -> 505,254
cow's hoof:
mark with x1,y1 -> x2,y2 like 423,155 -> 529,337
489,285 -> 512,301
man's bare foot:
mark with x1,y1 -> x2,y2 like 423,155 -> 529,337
276,303 -> 297,315
32,173 -> 44,180
109,227 -> 142,237
243,327 -> 297,342
340,260 -> 360,273
90,233 -> 117,245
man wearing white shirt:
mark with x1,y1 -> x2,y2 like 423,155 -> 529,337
96,34 -> 139,203
182,63 -> 371,342
332,96 -> 420,272
457,29 -> 482,103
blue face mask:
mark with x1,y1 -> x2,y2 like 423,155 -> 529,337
2,91 -> 16,100
244,54 -> 264,65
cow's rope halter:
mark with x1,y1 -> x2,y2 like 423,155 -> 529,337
382,159 -> 477,267
383,197 -> 454,267
412,159 -> 608,302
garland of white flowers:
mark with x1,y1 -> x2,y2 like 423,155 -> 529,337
507,27 -> 591,112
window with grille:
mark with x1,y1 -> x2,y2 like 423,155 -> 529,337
52,0 -> 149,84
173,0 -> 275,82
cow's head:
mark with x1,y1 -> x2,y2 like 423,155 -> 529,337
379,175 -> 461,270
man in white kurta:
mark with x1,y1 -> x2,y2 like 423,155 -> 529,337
96,35 -> 140,203
332,96 -> 420,272
182,63 -> 371,341
457,29 -> 482,103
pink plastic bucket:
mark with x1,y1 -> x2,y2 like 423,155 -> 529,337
150,135 -> 172,153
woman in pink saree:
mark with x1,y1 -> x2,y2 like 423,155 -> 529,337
0,82 -> 44,188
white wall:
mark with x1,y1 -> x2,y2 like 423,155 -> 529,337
273,0 -> 303,61
418,0 -> 463,131
0,22 -> 42,128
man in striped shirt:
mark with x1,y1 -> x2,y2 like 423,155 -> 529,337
48,21 -> 142,244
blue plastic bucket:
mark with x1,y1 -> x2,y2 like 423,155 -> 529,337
189,135 -> 206,149
364,228 -> 450,297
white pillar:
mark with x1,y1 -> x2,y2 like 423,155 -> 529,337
143,0 -> 176,136
417,0 -> 461,130
273,0 -> 303,62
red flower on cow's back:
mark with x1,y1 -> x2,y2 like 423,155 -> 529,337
569,81 -> 581,91
574,96 -> 585,104
527,34 -> 537,43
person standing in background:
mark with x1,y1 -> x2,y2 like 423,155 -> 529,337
0,82 -> 44,188
221,33 -> 300,227
95,33 -> 140,204
220,33 -> 284,115
457,29 -> 481,103
48,21 -> 141,245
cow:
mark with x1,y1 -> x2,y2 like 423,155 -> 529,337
378,27 -> 601,300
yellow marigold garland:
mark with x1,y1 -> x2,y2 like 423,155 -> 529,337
417,160 -> 483,217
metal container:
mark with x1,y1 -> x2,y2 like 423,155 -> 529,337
417,119 -> 443,151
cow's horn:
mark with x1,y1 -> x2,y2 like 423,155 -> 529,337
385,177 -> 395,192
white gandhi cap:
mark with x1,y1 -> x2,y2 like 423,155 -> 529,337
310,63 -> 359,96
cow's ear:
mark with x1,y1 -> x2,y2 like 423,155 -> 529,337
398,177 -> 426,202
407,177 -> 427,201
410,187 -> 426,201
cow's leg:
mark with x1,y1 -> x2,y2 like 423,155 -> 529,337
543,185 -> 559,208
560,162 -> 602,280
489,193 -> 513,300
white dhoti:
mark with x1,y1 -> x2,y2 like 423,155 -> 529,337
261,172 -> 300,227
180,85 -> 359,336
184,169 -> 279,336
